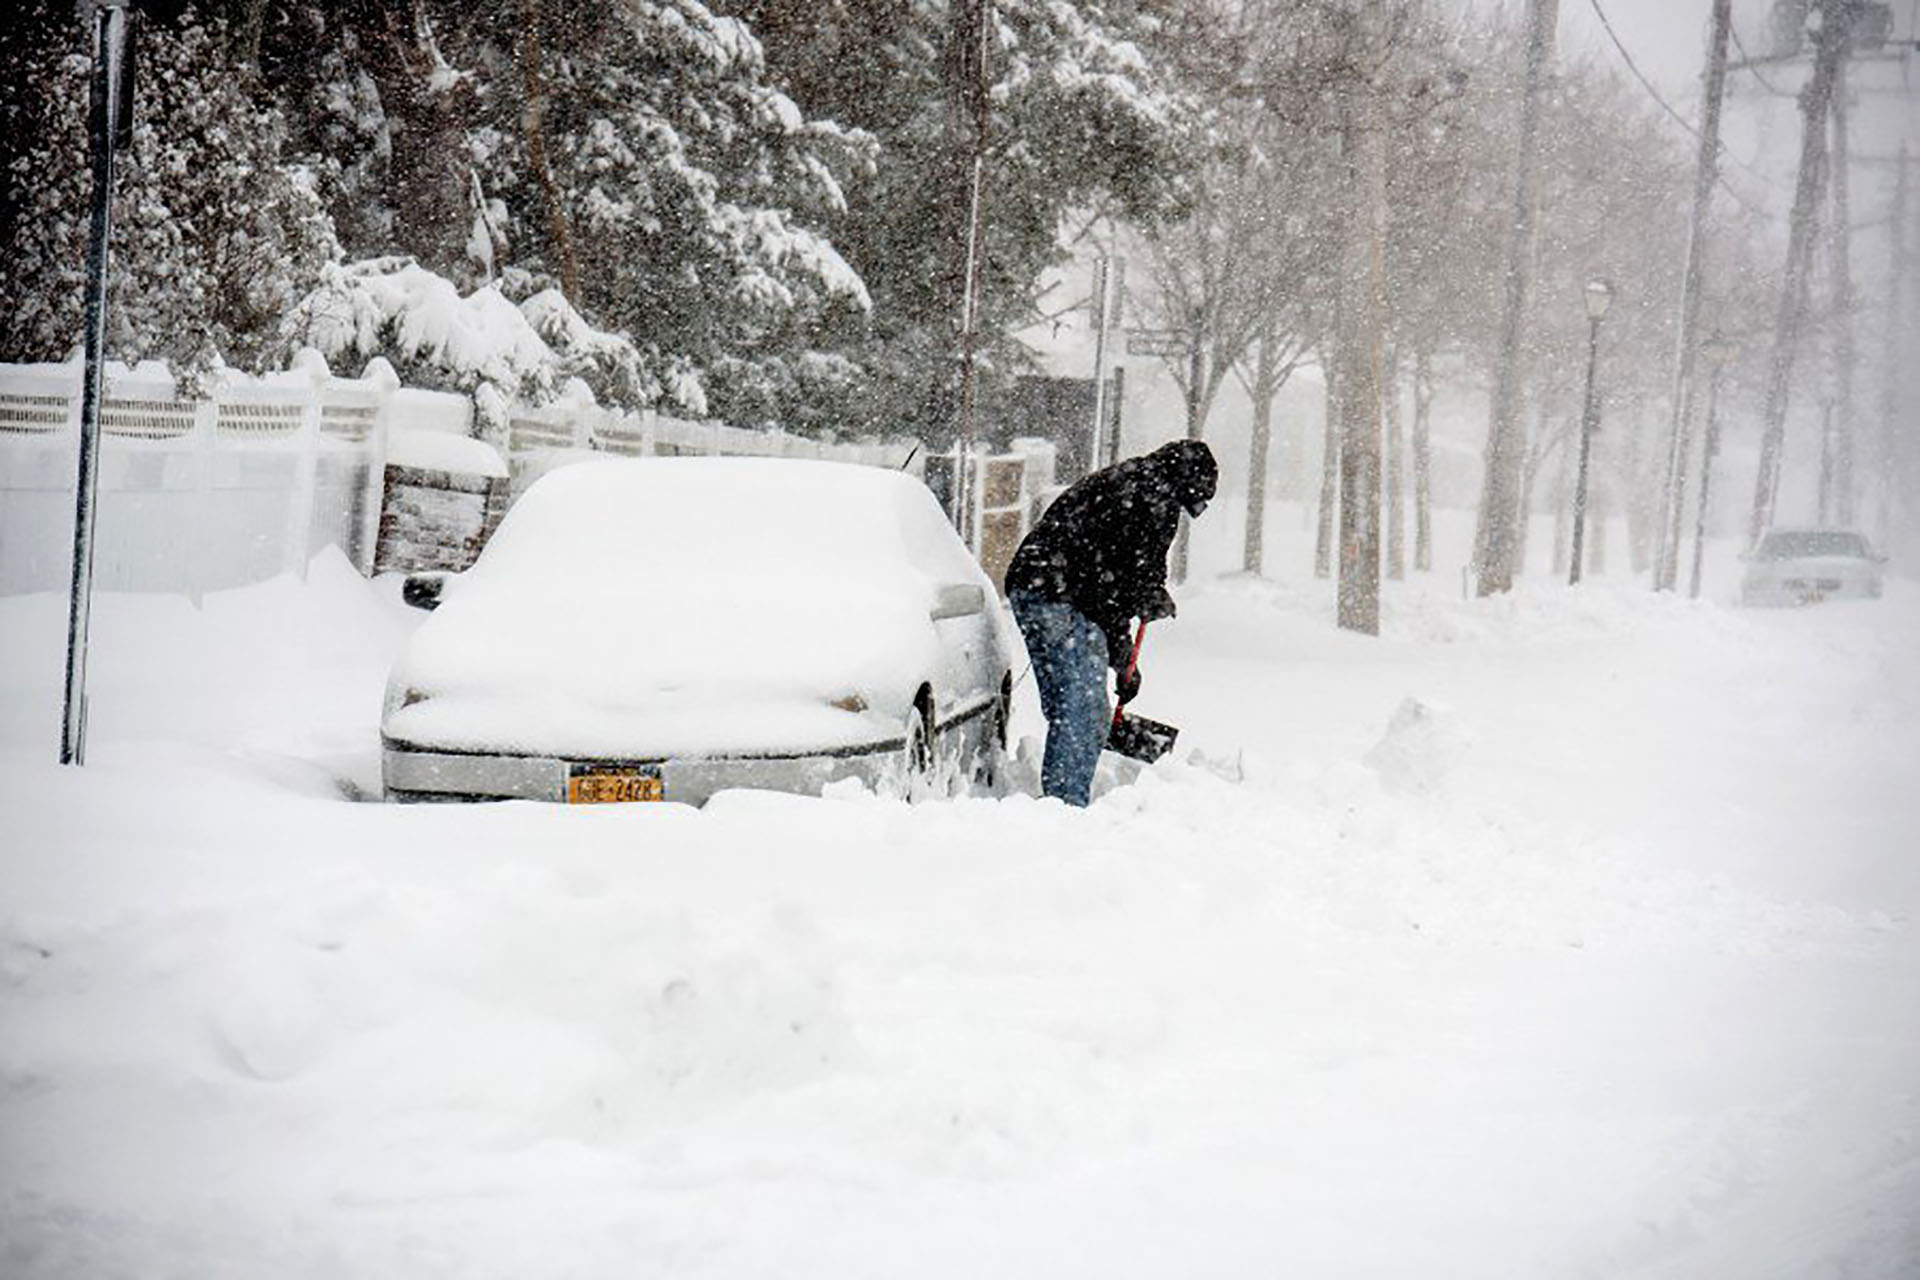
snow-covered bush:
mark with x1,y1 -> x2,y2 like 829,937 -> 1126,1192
282,257 -> 705,435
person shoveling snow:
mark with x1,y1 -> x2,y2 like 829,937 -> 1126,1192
1005,439 -> 1217,805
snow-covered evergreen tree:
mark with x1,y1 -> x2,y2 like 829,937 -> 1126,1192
720,0 -> 1198,440
256,0 -> 874,424
0,5 -> 338,377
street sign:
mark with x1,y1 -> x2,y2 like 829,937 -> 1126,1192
1125,328 -> 1188,358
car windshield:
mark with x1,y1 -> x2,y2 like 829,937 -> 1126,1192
1758,531 -> 1869,560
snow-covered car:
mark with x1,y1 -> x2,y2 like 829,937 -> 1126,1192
1739,528 -> 1886,606
382,457 -> 1015,804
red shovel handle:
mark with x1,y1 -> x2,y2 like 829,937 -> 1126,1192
1114,620 -> 1146,729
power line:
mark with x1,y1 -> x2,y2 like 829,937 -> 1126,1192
1584,0 -> 1778,213
1728,20 -> 1796,98
1585,0 -> 1704,136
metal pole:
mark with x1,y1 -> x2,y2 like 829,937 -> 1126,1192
1569,314 -> 1602,585
62,2 -> 131,767
953,144 -> 985,543
1170,311 -> 1206,584
1087,254 -> 1113,471
1655,0 -> 1734,591
948,0 -> 991,542
1688,361 -> 1725,599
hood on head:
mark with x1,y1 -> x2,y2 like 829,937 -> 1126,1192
1150,440 -> 1218,516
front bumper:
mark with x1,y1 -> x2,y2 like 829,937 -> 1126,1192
381,696 -> 1002,806
383,738 -> 902,806
1740,575 -> 1880,605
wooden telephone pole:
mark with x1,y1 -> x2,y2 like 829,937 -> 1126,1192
946,0 -> 992,540
1654,0 -> 1734,591
1748,0 -> 1856,548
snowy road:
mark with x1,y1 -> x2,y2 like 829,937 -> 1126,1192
2,543 -> 1917,1278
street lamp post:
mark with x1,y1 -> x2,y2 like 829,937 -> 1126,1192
1688,333 -> 1739,599
1568,278 -> 1613,586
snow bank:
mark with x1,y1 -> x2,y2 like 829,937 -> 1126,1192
3,544 -> 1916,1279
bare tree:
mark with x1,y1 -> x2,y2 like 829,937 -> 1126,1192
1470,0 -> 1558,596
1316,366 -> 1339,579
1383,343 -> 1406,579
1412,349 -> 1434,570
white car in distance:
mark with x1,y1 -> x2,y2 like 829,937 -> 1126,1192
382,457 -> 1015,805
1739,528 -> 1887,606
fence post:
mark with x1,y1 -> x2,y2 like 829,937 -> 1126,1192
359,357 -> 399,576
191,389 -> 216,606
284,348 -> 329,581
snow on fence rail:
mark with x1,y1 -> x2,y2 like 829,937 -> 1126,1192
0,353 -> 396,597
503,388 -> 917,501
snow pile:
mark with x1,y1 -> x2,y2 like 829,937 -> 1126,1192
1361,696 -> 1467,795
2,550 -> 1917,1278
384,428 -> 508,479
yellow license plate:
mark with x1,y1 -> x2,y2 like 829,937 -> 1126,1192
568,768 -> 664,804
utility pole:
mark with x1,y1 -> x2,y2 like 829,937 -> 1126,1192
1471,0 -> 1558,596
947,0 -> 992,542
1170,309 -> 1207,583
1087,253 -> 1116,471
1748,0 -> 1855,549
1823,55 -> 1857,528
1654,0 -> 1734,591
1689,334 -> 1738,599
62,0 -> 135,767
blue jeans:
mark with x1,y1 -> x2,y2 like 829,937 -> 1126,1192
1008,591 -> 1110,807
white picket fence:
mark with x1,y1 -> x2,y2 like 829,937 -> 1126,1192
0,352 -> 395,597
0,354 -> 1054,595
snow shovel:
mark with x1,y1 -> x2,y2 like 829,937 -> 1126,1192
1106,620 -> 1178,764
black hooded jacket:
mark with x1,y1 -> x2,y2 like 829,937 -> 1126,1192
1004,440 -> 1218,670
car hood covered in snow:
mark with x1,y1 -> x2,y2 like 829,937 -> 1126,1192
383,457 -> 998,759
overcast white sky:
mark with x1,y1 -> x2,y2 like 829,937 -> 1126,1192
1558,0 -> 1762,91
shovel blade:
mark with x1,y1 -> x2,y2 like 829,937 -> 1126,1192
1107,712 -> 1178,764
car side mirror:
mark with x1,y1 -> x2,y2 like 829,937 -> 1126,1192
402,572 -> 449,611
929,581 -> 987,620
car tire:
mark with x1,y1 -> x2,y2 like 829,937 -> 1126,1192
904,690 -> 937,801
972,673 -> 1012,791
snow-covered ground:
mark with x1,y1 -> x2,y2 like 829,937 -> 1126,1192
3,503 -> 1917,1279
